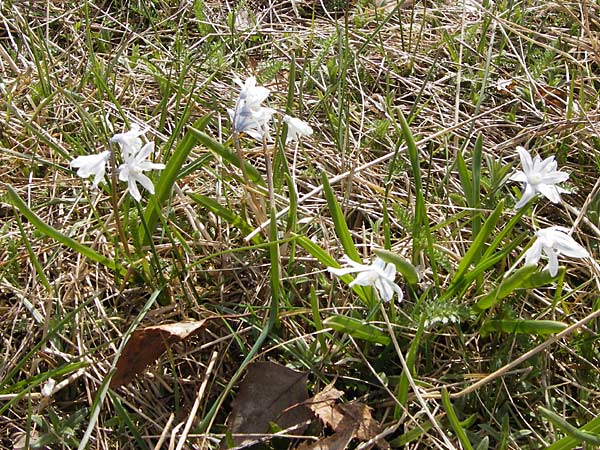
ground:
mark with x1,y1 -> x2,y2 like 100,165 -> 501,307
1,0 -> 600,449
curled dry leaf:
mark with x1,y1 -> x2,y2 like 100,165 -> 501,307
222,361 -> 312,449
298,384 -> 389,450
110,320 -> 206,389
304,383 -> 345,430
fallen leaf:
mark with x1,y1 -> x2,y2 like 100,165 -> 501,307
222,361 -> 312,448
298,384 -> 389,450
110,320 -> 206,389
337,403 -> 381,443
295,426 -> 354,450
304,383 -> 345,430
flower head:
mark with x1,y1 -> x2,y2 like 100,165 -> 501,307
509,146 -> 569,209
328,255 -> 403,302
523,226 -> 589,276
118,141 -> 165,202
283,115 -> 313,143
110,123 -> 146,159
70,150 -> 110,188
228,76 -> 275,141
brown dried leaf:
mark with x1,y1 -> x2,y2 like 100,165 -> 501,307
295,425 -> 354,450
110,320 -> 206,389
337,403 -> 381,443
300,385 -> 389,450
304,383 -> 345,430
223,361 -> 312,449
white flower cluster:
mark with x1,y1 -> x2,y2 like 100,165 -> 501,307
328,255 -> 403,303
325,145 -> 591,304
228,76 -> 313,143
70,124 -> 165,202
509,146 -> 589,275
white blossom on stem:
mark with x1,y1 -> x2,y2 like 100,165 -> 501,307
523,226 -> 589,276
70,150 -> 110,188
283,115 -> 313,143
110,123 -> 146,159
509,146 -> 569,209
328,255 -> 403,302
227,76 -> 275,141
117,140 -> 165,202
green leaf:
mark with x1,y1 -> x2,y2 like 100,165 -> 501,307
442,388 -> 474,450
474,266 -> 559,312
141,115 -> 212,245
540,407 -> 600,446
475,436 -> 489,450
6,186 -> 126,277
188,193 -> 263,244
456,149 -> 472,205
545,411 -> 600,450
451,199 -> 504,284
373,248 -> 419,286
190,127 -> 264,185
321,172 -> 360,262
323,315 -> 391,345
480,319 -> 567,337
397,109 -> 425,266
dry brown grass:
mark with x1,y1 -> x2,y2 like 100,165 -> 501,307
1,0 -> 600,449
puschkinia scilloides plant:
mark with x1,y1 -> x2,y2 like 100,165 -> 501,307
325,141 -> 594,329
70,124 -> 165,202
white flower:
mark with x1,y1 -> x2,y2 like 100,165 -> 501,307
524,226 -> 589,276
118,141 -> 165,202
509,146 -> 569,209
496,78 -> 513,92
70,150 -> 110,188
283,115 -> 313,143
110,123 -> 146,159
41,378 -> 57,398
328,255 -> 403,302
228,76 -> 275,141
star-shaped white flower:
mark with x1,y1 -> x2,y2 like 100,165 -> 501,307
118,141 -> 165,202
283,115 -> 313,143
509,146 -> 569,209
70,150 -> 110,188
110,123 -> 146,159
227,76 -> 275,142
328,255 -> 403,302
524,226 -> 589,276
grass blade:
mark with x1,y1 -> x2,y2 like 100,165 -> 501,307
6,186 -> 126,277
321,171 -> 360,262
323,315 -> 391,345
441,387 -> 474,450
188,193 -> 263,244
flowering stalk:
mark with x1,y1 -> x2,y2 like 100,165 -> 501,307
232,129 -> 267,225
108,141 -> 132,263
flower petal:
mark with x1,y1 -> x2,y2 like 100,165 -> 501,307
515,183 -> 536,209
516,146 -> 534,174
524,240 -> 543,267
546,248 -> 559,276
537,184 -> 562,204
127,176 -> 142,202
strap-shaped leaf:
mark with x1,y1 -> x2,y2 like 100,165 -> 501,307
141,115 -> 212,245
321,172 -> 360,262
480,319 -> 567,337
6,186 -> 126,276
324,315 -> 390,345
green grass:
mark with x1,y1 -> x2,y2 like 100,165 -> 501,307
1,0 -> 600,449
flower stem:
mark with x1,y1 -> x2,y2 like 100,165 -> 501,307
109,142 -> 132,263
233,130 -> 267,225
